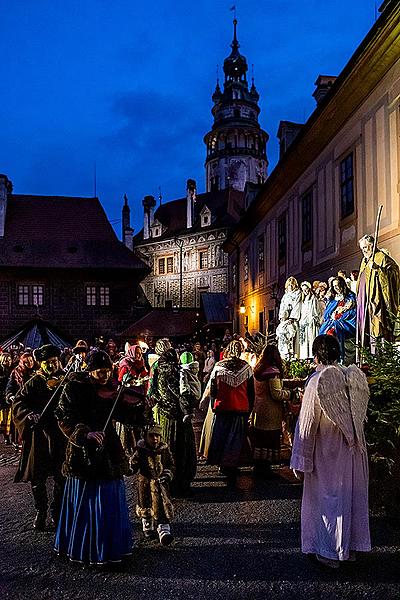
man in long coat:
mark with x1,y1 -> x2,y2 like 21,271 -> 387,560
13,344 -> 67,530
357,234 -> 400,348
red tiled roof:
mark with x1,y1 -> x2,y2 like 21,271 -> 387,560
0,194 -> 148,270
120,309 -> 201,338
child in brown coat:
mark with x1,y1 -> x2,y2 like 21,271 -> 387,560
130,424 -> 175,545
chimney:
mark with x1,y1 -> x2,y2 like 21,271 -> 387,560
277,121 -> 304,160
124,227 -> 134,251
142,195 -> 156,240
0,174 -> 12,237
313,75 -> 337,105
186,179 -> 196,229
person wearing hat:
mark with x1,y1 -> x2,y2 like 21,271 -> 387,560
65,340 -> 89,372
12,344 -> 67,530
54,350 -> 136,566
130,424 -> 175,545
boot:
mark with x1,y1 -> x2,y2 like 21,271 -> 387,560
141,517 -> 157,540
157,523 -> 174,546
31,482 -> 48,530
33,511 -> 47,530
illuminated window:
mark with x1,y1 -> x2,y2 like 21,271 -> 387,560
86,286 -> 96,306
99,286 -> 110,306
17,285 -> 29,306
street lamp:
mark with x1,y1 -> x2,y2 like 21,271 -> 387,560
239,301 -> 246,314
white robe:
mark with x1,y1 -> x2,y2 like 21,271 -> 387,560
299,295 -> 320,359
290,365 -> 371,561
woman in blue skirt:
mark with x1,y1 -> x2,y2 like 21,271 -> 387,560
54,350 -> 134,566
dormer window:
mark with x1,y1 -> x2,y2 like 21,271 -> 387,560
200,206 -> 211,228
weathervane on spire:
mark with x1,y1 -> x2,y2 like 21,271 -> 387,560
230,4 -> 237,20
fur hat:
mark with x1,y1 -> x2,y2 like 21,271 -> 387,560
33,344 -> 61,362
86,350 -> 112,372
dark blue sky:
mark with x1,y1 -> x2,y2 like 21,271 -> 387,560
0,0 -> 376,236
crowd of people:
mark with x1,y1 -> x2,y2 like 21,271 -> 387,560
0,328 -> 372,570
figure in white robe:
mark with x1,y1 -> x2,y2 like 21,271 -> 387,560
299,282 -> 320,360
291,335 -> 371,566
278,277 -> 302,358
276,311 -> 297,360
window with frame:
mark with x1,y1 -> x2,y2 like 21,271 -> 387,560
199,250 -> 208,270
17,284 -> 44,306
232,263 -> 237,289
301,190 -> 313,246
166,257 -> 173,273
258,235 -> 265,273
17,285 -> 29,306
243,250 -> 249,281
340,153 -> 354,218
278,214 -> 287,261
99,286 -> 110,306
86,286 -> 97,306
158,258 -> 165,274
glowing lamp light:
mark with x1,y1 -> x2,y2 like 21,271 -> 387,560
239,302 -> 246,314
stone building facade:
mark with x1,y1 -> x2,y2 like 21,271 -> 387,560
224,0 -> 400,336
131,20 -> 268,310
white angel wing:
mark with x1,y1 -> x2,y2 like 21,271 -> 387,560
316,365 -> 355,448
345,364 -> 369,451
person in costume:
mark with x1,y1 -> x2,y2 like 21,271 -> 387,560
199,340 -> 254,487
275,310 -> 297,360
250,345 -> 292,479
299,281 -> 320,360
5,351 -> 35,447
179,351 -> 202,421
12,344 -> 66,530
65,340 -> 89,372
130,424 -> 175,545
278,277 -> 302,357
54,350 -> 134,566
319,276 -> 356,363
147,348 -> 197,497
357,234 -> 400,349
290,334 -> 371,569
0,352 -> 13,445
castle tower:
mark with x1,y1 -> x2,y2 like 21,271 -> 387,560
204,19 -> 269,192
122,193 -> 134,249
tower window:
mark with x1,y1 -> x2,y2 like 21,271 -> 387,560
234,109 -> 240,118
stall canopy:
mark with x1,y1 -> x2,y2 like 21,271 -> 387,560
0,318 -> 72,351
200,293 -> 231,326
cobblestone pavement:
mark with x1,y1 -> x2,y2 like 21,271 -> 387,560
1,443 -> 400,600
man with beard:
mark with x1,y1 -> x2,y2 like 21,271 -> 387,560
12,344 -> 67,530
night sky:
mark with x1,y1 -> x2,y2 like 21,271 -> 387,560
0,0 -> 376,236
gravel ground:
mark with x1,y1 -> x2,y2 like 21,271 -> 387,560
0,444 -> 399,600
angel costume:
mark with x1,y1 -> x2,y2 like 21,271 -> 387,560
290,363 -> 371,562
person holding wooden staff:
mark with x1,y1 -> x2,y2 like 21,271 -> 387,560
357,234 -> 400,351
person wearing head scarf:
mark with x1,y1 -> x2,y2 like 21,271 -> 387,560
199,340 -> 255,487
0,353 -> 13,445
54,350 -> 136,566
299,281 -> 320,360
148,347 -> 197,497
12,344 -> 67,530
5,352 -> 35,447
290,335 -> 371,569
319,276 -> 356,363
